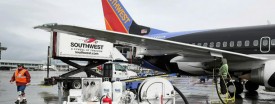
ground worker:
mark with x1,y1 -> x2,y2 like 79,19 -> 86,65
219,58 -> 229,94
10,64 -> 31,104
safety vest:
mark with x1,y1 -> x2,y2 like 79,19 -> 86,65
219,64 -> 228,78
15,69 -> 27,83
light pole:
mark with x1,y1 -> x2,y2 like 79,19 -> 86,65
47,46 -> 50,78
0,42 -> 7,60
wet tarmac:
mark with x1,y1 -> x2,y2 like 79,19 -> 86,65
172,77 -> 275,104
1,71 -> 275,104
0,71 -> 63,104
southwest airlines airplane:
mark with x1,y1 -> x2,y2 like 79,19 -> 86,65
36,0 -> 275,94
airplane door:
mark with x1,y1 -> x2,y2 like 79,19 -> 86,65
260,37 -> 270,53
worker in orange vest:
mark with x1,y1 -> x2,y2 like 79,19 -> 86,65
10,64 -> 31,104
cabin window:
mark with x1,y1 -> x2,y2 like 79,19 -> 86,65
237,41 -> 242,47
245,40 -> 250,47
216,42 -> 221,47
271,39 -> 275,45
197,43 -> 202,46
223,42 -> 227,47
203,43 -> 208,47
210,42 -> 214,48
253,40 -> 259,46
230,41 -> 234,47
262,39 -> 269,46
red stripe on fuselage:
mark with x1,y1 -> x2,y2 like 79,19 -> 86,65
102,0 -> 128,33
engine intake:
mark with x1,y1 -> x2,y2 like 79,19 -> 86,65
250,60 -> 275,88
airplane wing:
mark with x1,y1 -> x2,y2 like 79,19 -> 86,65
35,24 -> 267,62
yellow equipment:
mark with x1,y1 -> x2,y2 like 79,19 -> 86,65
210,68 -> 236,104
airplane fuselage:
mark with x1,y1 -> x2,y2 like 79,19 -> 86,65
143,25 -> 275,75
159,25 -> 275,54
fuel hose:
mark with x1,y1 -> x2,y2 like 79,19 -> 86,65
173,85 -> 189,104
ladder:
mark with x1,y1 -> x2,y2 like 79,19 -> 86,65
210,68 -> 236,104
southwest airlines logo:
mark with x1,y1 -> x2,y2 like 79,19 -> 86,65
84,38 -> 97,44
109,0 -> 131,24
70,38 -> 103,49
108,0 -> 132,31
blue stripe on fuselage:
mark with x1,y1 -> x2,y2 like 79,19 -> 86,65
146,30 -> 205,39
147,27 -> 168,35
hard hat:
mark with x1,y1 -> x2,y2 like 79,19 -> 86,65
222,58 -> 227,64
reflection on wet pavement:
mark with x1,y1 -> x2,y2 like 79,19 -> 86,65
173,77 -> 275,104
39,92 -> 59,104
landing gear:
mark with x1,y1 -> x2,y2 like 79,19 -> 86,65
245,81 -> 259,91
227,81 -> 243,95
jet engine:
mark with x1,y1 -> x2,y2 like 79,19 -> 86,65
249,60 -> 275,89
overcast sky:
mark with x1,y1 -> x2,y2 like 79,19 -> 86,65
0,0 -> 275,61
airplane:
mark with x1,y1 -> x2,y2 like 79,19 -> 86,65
35,0 -> 275,95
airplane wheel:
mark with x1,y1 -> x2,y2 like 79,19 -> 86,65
245,81 -> 259,91
227,81 -> 243,95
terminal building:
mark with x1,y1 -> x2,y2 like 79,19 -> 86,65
0,60 -> 44,70
0,59 -> 78,71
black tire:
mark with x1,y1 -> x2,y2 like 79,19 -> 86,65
227,81 -> 243,95
71,80 -> 82,89
245,81 -> 259,91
